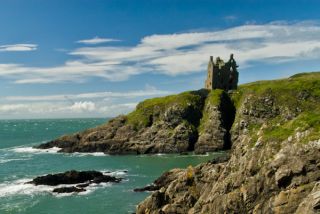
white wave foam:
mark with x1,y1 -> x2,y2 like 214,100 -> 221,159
0,179 -> 52,198
103,170 -> 128,176
71,152 -> 107,157
12,147 -> 61,154
11,146 -> 109,157
0,158 -> 30,164
53,192 -> 74,197
50,182 -> 113,197
0,177 -> 116,198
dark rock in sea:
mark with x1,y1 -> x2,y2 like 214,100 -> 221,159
27,170 -> 123,193
91,175 -> 121,184
134,185 -> 159,192
53,186 -> 86,193
28,170 -> 108,186
76,183 -> 90,188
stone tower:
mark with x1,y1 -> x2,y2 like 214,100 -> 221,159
205,54 -> 239,90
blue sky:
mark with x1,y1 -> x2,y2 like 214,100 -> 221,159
1,0 -> 320,119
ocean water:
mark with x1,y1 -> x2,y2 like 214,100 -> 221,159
0,119 -> 223,214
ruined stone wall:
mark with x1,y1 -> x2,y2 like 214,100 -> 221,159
205,55 -> 238,90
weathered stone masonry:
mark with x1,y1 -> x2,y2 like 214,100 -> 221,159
205,54 -> 239,90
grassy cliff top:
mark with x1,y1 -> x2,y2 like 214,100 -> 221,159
126,90 -> 208,129
125,72 -> 320,142
233,72 -> 320,145
231,72 -> 320,106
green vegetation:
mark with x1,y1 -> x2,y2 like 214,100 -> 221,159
127,71 -> 320,146
198,89 -> 224,133
238,72 -> 320,104
262,110 -> 320,143
126,90 -> 206,129
206,89 -> 224,106
236,72 -> 320,145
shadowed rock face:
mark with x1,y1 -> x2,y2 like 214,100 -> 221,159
195,90 -> 236,153
27,170 -> 122,194
36,89 -> 235,155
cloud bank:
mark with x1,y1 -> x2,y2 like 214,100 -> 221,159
1,21 -> 320,84
0,86 -> 170,119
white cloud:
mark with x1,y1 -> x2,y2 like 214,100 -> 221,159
0,86 -> 170,119
70,101 -> 96,112
4,87 -> 169,102
77,36 -> 120,45
0,44 -> 37,52
0,101 -> 138,119
1,21 -> 320,83
0,104 -> 29,113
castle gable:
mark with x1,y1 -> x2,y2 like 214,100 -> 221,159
205,54 -> 239,91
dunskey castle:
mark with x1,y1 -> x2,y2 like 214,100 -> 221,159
205,54 -> 239,90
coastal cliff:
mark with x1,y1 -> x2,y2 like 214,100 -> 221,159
37,72 -> 320,213
37,89 -> 235,154
136,72 -> 320,213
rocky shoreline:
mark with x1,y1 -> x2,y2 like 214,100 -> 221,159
136,72 -> 320,213
34,72 -> 320,213
36,89 -> 235,155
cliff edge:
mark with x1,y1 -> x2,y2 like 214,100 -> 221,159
136,72 -> 320,213
37,89 -> 235,154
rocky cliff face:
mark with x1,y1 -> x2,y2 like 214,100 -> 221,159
37,89 -> 234,154
195,89 -> 235,153
36,72 -> 320,213
136,72 -> 320,213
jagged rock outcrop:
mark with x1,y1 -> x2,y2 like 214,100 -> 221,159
136,72 -> 320,214
37,89 -> 233,154
195,89 -> 235,153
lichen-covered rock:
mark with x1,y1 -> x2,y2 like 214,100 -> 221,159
295,182 -> 320,213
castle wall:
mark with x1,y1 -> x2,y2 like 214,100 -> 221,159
205,55 -> 238,91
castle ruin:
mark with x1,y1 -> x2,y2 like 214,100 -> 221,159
205,54 -> 239,90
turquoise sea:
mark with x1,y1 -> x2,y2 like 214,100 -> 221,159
0,119 -> 222,213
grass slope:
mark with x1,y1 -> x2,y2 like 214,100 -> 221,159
233,72 -> 320,144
